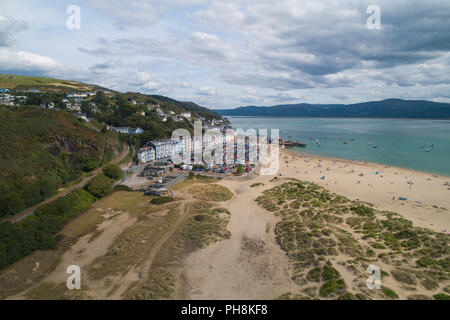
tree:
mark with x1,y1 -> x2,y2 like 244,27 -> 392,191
102,163 -> 122,181
83,160 -> 98,172
236,165 -> 243,175
85,174 -> 113,198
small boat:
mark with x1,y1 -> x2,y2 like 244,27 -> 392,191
343,142 -> 348,144
373,145 -> 378,148
368,142 -> 372,145
424,149 -> 431,152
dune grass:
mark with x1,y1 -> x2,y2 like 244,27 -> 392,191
189,184 -> 233,202
256,179 -> 449,300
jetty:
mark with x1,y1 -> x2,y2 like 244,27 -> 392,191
280,138 -> 307,148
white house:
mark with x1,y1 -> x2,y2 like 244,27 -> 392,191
74,113 -> 88,121
146,139 -> 184,160
180,112 -> 192,119
109,127 -> 144,135
137,146 -> 155,163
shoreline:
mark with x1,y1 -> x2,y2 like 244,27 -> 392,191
224,116 -> 450,120
276,148 -> 450,233
283,147 -> 450,180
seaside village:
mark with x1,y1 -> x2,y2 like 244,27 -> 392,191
0,88 -> 219,132
0,87 -> 263,196
133,128 -> 263,195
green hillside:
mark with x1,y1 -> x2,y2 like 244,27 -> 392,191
0,107 -> 118,218
0,74 -> 222,121
0,73 -> 223,216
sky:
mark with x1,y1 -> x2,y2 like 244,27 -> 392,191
0,0 -> 449,109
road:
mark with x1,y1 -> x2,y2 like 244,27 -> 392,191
6,143 -> 130,224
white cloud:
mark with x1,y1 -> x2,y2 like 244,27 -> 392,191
196,86 -> 220,96
0,15 -> 27,47
1,0 -> 449,108
80,0 -> 208,26
0,48 -> 60,72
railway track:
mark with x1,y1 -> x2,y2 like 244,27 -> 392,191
5,143 -> 130,224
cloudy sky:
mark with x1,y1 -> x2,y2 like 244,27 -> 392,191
1,0 -> 449,108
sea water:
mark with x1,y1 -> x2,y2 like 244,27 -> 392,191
226,117 -> 450,177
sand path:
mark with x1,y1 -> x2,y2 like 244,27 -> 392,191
177,178 -> 298,299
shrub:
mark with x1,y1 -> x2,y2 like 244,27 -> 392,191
366,248 -> 376,257
83,160 -> 98,172
150,196 -> 174,205
338,292 -> 356,300
113,184 -> 133,192
391,270 -> 417,285
350,206 -> 373,216
319,278 -> 346,297
416,256 -> 434,267
407,295 -> 431,300
433,293 -> 450,300
85,174 -> 113,198
322,265 -> 341,281
381,286 -> 399,299
421,278 -> 438,290
306,267 -> 321,282
102,163 -> 122,181
250,183 -> 264,188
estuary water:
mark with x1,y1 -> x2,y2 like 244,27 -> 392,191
226,117 -> 450,177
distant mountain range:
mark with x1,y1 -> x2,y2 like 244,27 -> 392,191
215,99 -> 450,119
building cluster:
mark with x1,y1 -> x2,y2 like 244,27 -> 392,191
107,125 -> 144,135
136,127 -> 259,166
0,89 -> 27,106
137,139 -> 183,163
63,92 -> 95,111
0,93 -> 27,106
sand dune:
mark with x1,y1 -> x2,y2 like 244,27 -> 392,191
278,149 -> 449,232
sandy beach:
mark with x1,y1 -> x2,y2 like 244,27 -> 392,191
177,153 -> 450,299
276,149 -> 450,233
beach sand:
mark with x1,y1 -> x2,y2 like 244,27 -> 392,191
178,152 -> 449,299
277,149 -> 450,232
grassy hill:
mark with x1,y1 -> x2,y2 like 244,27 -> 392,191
0,107 -> 119,218
0,74 -> 101,93
0,74 -> 222,121
0,73 -> 223,214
